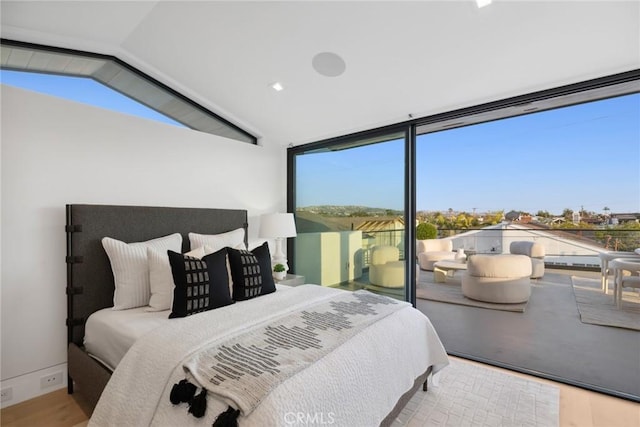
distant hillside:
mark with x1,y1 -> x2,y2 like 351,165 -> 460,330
297,205 -> 402,217
295,209 -> 403,233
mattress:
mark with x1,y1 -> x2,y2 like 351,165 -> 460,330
84,284 -> 293,370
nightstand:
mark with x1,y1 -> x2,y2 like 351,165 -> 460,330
276,274 -> 305,287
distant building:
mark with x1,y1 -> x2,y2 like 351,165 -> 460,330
611,213 -> 640,224
356,217 -> 405,233
581,217 -> 603,225
504,211 -> 533,223
505,210 -> 521,222
572,211 -> 581,224
356,217 -> 405,257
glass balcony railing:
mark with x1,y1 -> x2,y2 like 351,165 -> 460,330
438,225 -> 639,269
293,223 -> 639,287
359,224 -> 640,270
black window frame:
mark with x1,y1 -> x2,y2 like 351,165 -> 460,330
287,69 -> 640,306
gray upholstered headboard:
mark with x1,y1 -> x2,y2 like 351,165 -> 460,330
65,204 -> 248,345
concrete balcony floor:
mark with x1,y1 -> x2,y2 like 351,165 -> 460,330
336,268 -> 640,402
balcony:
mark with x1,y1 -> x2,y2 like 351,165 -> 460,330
292,223 -> 640,402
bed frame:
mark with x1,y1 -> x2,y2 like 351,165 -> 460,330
65,204 -> 248,410
65,203 -> 429,422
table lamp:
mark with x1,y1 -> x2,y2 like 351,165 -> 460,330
259,213 -> 297,271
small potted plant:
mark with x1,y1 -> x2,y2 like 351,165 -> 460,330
273,263 -> 287,281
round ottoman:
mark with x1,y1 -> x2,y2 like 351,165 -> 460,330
370,260 -> 404,288
461,254 -> 532,303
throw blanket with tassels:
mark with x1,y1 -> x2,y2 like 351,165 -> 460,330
179,290 -> 407,423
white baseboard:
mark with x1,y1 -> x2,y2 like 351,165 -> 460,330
1,363 -> 68,409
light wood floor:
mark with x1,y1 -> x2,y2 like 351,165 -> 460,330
2,357 -> 639,427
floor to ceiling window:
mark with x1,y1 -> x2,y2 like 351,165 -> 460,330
289,130 -> 413,301
288,71 -> 639,400
413,90 -> 640,401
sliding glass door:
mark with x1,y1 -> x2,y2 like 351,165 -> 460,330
412,90 -> 640,401
288,130 -> 413,301
287,71 -> 639,400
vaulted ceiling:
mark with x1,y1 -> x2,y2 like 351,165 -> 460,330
2,1 -> 639,146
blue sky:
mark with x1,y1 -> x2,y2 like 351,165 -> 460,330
3,70 -> 638,215
297,93 -> 640,215
0,70 -> 185,127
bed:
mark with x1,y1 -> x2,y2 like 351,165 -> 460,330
66,204 -> 449,426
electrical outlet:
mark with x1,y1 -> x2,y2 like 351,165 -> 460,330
1,387 -> 13,402
40,372 -> 63,389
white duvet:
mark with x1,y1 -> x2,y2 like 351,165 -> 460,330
89,285 -> 449,427
84,306 -> 169,371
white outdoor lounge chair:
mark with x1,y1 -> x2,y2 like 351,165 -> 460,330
598,250 -> 640,293
610,257 -> 640,308
417,239 -> 455,271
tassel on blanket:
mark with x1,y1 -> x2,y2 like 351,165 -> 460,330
188,388 -> 207,418
170,379 -> 197,405
212,406 -> 240,427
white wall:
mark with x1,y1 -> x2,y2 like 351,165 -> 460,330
0,85 -> 285,406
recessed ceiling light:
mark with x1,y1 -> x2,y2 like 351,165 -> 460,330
271,82 -> 284,91
312,52 -> 346,77
476,0 -> 492,8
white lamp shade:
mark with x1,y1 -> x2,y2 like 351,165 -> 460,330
259,213 -> 297,238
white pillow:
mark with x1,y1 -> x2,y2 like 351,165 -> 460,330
248,239 -> 268,251
102,233 -> 182,310
189,228 -> 246,253
147,245 -> 211,312
185,245 -> 212,259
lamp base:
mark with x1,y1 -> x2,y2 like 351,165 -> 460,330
271,237 -> 289,272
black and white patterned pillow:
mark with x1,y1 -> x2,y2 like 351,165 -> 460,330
167,248 -> 234,318
227,241 -> 276,301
